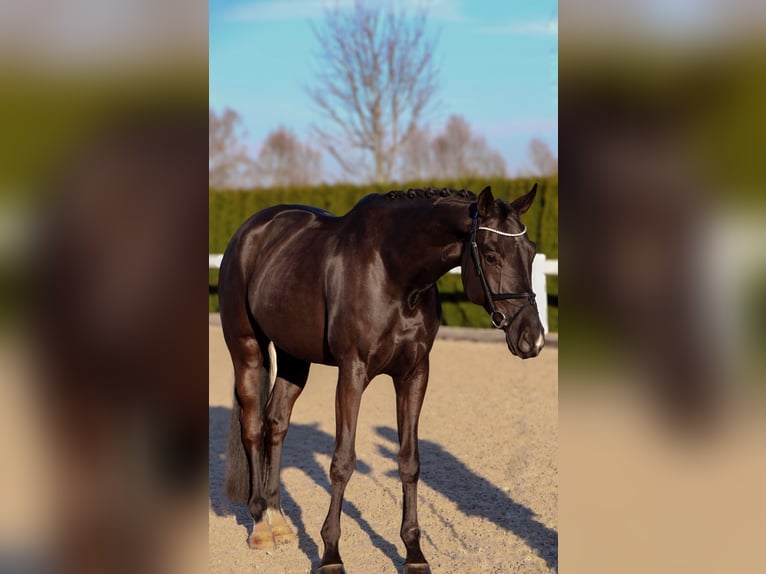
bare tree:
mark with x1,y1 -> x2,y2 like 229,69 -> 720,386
257,127 -> 323,187
399,115 -> 506,181
397,125 -> 433,182
433,115 -> 506,179
466,137 -> 506,179
431,115 -> 473,179
528,137 -> 558,176
307,0 -> 439,184
209,107 -> 257,188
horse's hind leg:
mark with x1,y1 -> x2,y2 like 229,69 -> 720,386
263,349 -> 309,545
225,328 -> 275,550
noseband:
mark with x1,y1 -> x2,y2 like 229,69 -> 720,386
469,215 -> 537,329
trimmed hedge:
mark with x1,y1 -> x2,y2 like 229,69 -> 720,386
209,177 -> 558,330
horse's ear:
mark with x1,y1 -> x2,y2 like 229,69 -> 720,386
510,183 -> 537,215
477,186 -> 495,217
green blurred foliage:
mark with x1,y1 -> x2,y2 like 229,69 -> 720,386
208,178 -> 558,329
561,40 -> 766,202
0,69 -> 207,196
560,39 -> 766,366
0,69 -> 207,330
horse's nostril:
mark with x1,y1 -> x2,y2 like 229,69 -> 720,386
518,332 -> 532,354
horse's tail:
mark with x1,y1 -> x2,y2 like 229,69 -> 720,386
224,393 -> 249,504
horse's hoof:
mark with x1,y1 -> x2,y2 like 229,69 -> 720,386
314,564 -> 346,574
403,563 -> 431,574
247,530 -> 275,551
266,509 -> 296,545
271,524 -> 296,545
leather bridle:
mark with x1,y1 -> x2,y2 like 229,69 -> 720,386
468,214 -> 537,329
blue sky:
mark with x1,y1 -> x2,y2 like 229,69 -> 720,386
210,0 -> 558,178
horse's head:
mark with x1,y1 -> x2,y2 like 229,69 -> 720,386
461,184 -> 545,358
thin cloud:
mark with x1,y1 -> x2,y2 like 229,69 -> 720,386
223,0 -> 347,23
425,0 -> 468,23
222,0 -> 466,23
476,19 -> 558,36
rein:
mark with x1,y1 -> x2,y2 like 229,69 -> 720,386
469,215 -> 537,329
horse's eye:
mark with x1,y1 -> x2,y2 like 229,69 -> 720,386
485,253 -> 498,264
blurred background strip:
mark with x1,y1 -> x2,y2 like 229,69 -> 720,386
0,1 -> 208,574
560,1 -> 766,573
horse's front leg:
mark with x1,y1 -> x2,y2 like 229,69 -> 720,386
394,359 -> 431,574
317,362 -> 367,574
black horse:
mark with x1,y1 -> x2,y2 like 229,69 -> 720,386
219,184 -> 544,574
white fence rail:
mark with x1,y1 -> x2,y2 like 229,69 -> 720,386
210,253 -> 558,332
209,254 -> 224,269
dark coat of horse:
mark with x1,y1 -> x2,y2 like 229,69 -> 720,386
219,184 -> 544,573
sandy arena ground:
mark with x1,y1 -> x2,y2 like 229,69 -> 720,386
209,320 -> 558,574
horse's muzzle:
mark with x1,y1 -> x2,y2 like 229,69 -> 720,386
506,327 -> 545,359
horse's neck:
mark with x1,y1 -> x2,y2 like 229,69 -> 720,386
380,201 -> 472,291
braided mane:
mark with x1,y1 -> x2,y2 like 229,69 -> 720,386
384,187 -> 477,202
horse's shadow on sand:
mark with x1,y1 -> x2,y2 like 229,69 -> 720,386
209,406 -> 399,570
376,425 -> 557,570
209,406 -> 557,571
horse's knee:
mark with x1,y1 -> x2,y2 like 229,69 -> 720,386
398,454 -> 420,485
329,452 -> 356,485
